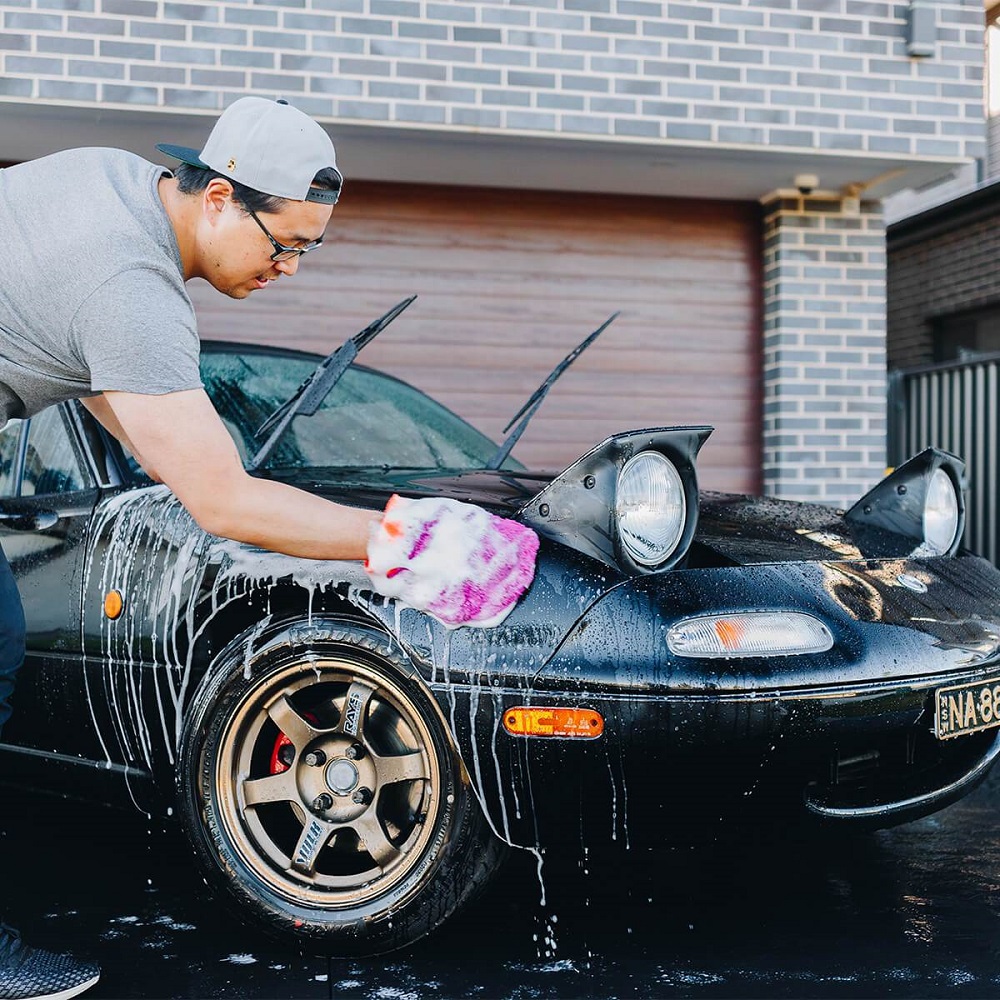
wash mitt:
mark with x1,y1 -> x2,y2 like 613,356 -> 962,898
364,494 -> 539,628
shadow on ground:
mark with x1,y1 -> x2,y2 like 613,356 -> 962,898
3,767 -> 1000,999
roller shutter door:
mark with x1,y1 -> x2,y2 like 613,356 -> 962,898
190,182 -> 761,493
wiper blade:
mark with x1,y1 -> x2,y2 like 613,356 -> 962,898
487,312 -> 619,470
247,295 -> 417,472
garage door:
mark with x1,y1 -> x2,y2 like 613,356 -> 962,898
189,182 -> 761,494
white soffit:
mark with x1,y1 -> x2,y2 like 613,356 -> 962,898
0,98 -> 967,202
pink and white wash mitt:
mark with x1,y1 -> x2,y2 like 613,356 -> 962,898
364,494 -> 539,628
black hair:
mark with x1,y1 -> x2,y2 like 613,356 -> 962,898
174,162 -> 342,213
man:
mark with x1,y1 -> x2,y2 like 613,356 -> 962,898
0,97 -> 534,1000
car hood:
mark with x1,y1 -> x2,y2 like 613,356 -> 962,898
266,467 -> 549,516
690,491 -> 922,565
268,468 -> 919,568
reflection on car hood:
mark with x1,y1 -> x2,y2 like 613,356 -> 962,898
692,491 -> 919,565
268,470 -> 917,567
266,467 -> 552,516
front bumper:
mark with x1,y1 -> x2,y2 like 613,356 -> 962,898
436,553 -> 1000,850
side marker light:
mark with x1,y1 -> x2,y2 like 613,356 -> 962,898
104,590 -> 124,620
503,707 -> 604,739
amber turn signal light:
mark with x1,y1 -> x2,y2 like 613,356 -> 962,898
502,707 -> 603,739
103,590 -> 124,620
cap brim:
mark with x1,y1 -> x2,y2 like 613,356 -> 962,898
155,143 -> 210,170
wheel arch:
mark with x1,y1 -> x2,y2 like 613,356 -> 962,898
181,610 -> 470,785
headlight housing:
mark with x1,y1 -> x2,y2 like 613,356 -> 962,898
844,448 -> 965,558
615,451 -> 686,567
519,426 -> 710,575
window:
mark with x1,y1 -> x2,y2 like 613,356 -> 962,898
200,348 -> 523,473
0,420 -> 22,498
934,306 -> 1000,362
21,408 -> 89,496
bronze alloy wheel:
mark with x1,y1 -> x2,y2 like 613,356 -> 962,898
217,659 -> 441,906
178,620 -> 506,954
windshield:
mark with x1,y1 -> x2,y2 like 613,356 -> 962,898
201,347 -> 521,473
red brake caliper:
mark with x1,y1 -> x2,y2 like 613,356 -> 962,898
269,710 -> 321,774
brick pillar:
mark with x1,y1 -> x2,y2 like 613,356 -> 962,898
761,194 -> 887,507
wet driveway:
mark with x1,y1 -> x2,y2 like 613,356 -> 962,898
3,766 -> 1000,999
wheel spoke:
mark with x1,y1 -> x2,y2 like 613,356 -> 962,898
338,682 -> 375,740
288,816 -> 335,876
374,750 -> 428,786
241,771 -> 298,809
266,694 -> 320,749
352,814 -> 401,870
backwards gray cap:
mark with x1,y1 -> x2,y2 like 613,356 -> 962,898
156,97 -> 342,205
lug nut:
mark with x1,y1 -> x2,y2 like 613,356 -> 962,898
345,743 -> 366,761
312,793 -> 334,811
303,749 -> 327,767
352,787 -> 373,806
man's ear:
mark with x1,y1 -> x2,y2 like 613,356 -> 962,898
203,177 -> 235,224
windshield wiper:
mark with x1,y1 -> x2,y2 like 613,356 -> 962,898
247,295 -> 417,472
487,312 -> 619,470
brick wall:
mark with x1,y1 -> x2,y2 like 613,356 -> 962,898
762,194 -> 887,505
0,0 -> 986,161
888,188 -> 1000,368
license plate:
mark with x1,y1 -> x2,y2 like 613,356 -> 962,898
934,678 -> 1000,740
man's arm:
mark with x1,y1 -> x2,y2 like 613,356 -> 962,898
101,388 -> 377,560
80,394 -> 163,482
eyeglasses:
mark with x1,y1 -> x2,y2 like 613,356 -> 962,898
243,204 -> 324,262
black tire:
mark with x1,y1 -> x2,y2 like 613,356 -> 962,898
177,619 -> 506,955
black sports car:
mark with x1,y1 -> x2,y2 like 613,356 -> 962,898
2,299 -> 1000,956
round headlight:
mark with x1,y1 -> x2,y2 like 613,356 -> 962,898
923,467 -> 959,555
615,451 -> 686,567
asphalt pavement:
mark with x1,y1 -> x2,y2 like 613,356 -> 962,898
3,765 -> 1000,999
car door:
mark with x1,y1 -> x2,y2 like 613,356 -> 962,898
0,404 -> 104,760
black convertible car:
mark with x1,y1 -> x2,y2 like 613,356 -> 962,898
2,300 -> 1000,955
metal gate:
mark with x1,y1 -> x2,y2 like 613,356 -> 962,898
889,356 -> 1000,566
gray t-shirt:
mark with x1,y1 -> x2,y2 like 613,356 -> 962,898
0,147 -> 203,423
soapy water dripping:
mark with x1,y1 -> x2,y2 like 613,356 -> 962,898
80,485 -> 374,769
620,750 -> 630,851
467,673 -> 513,847
82,488 -> 529,821
518,688 -> 548,911
490,685 -> 513,838
425,620 -> 437,684
83,485 -> 556,916
604,740 -> 631,850
421,624 -> 546,908
242,617 -> 271,681
85,489 -> 210,766
83,489 -> 177,768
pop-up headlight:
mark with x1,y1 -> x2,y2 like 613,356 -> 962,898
519,426 -> 711,575
844,448 -> 965,558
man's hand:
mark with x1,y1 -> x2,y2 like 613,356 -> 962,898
364,494 -> 539,628
98,388 -> 377,560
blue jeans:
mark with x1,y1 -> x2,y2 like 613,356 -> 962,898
0,546 -> 25,739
